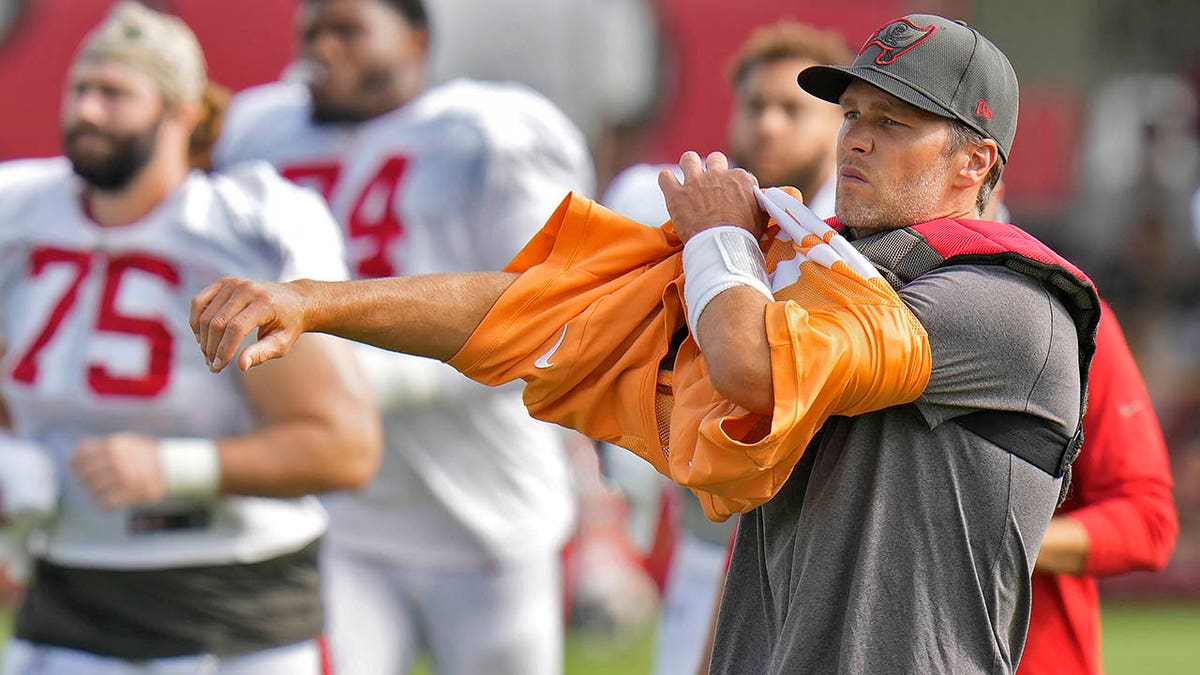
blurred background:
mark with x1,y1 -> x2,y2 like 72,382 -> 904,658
2,0 -> 1199,672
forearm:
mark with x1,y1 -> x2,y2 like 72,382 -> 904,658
299,272 -> 518,362
695,288 -> 774,415
216,417 -> 378,497
1034,515 -> 1090,576
218,334 -> 383,498
1068,495 -> 1179,574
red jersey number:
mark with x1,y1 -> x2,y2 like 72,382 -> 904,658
280,162 -> 342,202
347,156 -> 409,278
279,156 -> 411,279
10,247 -> 181,398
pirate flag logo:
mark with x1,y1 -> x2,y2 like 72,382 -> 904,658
859,18 -> 937,66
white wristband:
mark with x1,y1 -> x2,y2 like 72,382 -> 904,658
157,438 -> 221,498
0,433 -> 58,519
682,226 -> 773,338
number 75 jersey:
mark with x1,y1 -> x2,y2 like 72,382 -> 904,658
213,78 -> 595,278
0,159 -> 347,533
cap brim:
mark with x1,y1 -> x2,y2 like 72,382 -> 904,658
799,64 -> 1008,161
799,64 -> 957,121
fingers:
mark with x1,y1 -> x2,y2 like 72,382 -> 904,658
238,332 -> 290,371
69,439 -> 103,485
704,151 -> 730,172
663,151 -> 766,242
194,282 -> 237,364
190,280 -> 227,343
202,293 -> 252,371
677,151 -> 733,177
70,436 -> 163,510
209,300 -> 272,372
678,150 -> 703,178
658,167 -> 682,200
70,440 -> 124,509
192,279 -> 275,372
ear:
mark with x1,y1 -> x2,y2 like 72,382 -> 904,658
407,25 -> 431,60
953,138 -> 999,190
167,97 -> 204,135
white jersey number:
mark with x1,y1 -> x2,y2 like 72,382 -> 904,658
10,246 -> 178,398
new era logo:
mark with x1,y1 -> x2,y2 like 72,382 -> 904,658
975,98 -> 993,119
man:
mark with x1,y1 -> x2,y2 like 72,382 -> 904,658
605,20 -> 847,223
599,21 -> 850,675
0,3 -> 381,675
212,1 -> 593,673
725,20 -> 848,210
192,14 -> 1099,672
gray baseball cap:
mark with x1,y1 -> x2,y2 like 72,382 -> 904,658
798,14 -> 1017,161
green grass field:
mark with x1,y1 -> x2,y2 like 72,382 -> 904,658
1100,602 -> 1200,675
1,601 -> 1197,673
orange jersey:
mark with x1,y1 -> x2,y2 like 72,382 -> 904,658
448,192 -> 931,520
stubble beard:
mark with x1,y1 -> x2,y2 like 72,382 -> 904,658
835,161 -> 950,235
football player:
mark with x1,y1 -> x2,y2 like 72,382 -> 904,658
213,1 -> 594,673
0,4 -> 381,674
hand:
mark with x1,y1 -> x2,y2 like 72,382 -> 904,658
190,278 -> 310,372
658,151 -> 767,243
71,434 -> 165,509
1033,515 -> 1089,576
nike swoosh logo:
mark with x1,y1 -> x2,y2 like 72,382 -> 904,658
534,326 -> 568,369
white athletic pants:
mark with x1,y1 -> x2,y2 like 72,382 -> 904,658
322,547 -> 563,675
652,533 -> 730,675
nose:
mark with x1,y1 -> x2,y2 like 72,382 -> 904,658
306,30 -> 342,65
757,106 -> 788,138
66,87 -> 106,126
839,118 -> 871,155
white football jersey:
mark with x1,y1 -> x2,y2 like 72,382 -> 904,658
0,158 -> 349,569
216,79 -> 593,566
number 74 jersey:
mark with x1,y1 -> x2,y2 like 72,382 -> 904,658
213,78 -> 596,278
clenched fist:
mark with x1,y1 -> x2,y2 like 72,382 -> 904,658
72,433 -> 165,509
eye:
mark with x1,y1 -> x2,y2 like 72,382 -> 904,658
843,110 -> 860,121
881,117 -> 904,127
101,85 -> 122,100
333,21 -> 361,40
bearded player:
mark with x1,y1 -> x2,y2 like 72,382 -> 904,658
0,4 -> 382,674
